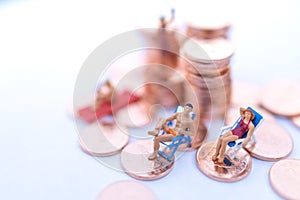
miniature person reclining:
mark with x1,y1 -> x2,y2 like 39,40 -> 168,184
148,103 -> 195,160
212,107 -> 255,163
94,80 -> 115,110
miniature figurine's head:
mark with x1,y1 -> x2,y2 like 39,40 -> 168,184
243,109 -> 255,120
184,103 -> 193,112
159,16 -> 166,28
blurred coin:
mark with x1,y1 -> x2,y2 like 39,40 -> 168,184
97,180 -> 157,200
291,115 -> 300,129
231,82 -> 261,107
115,102 -> 151,128
121,140 -> 174,180
261,80 -> 300,117
245,121 -> 293,161
186,17 -> 230,39
182,38 -> 234,62
196,141 -> 252,182
269,159 -> 300,200
79,123 -> 129,156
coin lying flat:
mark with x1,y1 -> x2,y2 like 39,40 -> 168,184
245,121 -> 293,161
121,139 -> 174,180
115,102 -> 151,128
97,180 -> 157,200
269,159 -> 300,200
79,123 -> 129,156
291,115 -> 300,129
260,80 -> 300,117
196,141 -> 252,182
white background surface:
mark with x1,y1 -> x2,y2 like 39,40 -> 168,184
1,0 -> 300,199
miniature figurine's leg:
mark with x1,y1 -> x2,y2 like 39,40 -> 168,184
212,131 -> 231,161
148,134 -> 174,160
218,135 -> 239,163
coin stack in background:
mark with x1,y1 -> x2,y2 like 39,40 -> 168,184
184,16 -> 231,40
180,38 -> 234,121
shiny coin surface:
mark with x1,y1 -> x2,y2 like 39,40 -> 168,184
269,159 -> 300,200
196,141 -> 252,182
121,139 -> 174,180
291,115 -> 300,129
115,102 -> 151,128
261,80 -> 300,117
245,121 -> 293,161
79,123 -> 129,156
97,180 -> 157,200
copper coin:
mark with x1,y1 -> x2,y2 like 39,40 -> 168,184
182,38 -> 234,62
231,81 -> 261,107
196,141 -> 252,182
245,121 -> 293,161
79,123 -> 129,156
115,102 -> 151,128
291,115 -> 300,129
120,139 -> 174,180
269,159 -> 300,200
261,80 -> 300,117
225,106 -> 275,125
97,180 -> 157,200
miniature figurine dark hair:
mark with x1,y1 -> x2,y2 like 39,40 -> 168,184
185,103 -> 193,109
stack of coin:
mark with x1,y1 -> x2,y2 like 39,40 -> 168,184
185,19 -> 231,39
181,38 -> 234,121
143,61 -> 185,109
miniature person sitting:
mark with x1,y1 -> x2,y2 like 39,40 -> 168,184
148,103 -> 195,160
94,80 -> 115,110
212,107 -> 255,163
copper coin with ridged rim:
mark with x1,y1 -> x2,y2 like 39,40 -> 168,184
196,141 -> 252,182
121,139 -> 174,180
97,180 -> 157,200
261,80 -> 300,117
245,121 -> 293,161
269,159 -> 300,200
79,123 -> 129,156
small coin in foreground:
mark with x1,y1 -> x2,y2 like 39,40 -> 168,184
79,123 -> 129,156
196,141 -> 252,182
291,115 -> 300,129
97,180 -> 157,200
121,140 -> 174,180
245,121 -> 293,161
269,159 -> 300,200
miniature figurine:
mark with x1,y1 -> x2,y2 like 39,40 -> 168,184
212,107 -> 255,163
159,8 -> 175,29
77,80 -> 140,123
148,103 -> 195,160
94,80 -> 115,110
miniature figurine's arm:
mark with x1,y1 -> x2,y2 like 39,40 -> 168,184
239,107 -> 246,118
163,112 -> 178,123
242,122 -> 255,147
